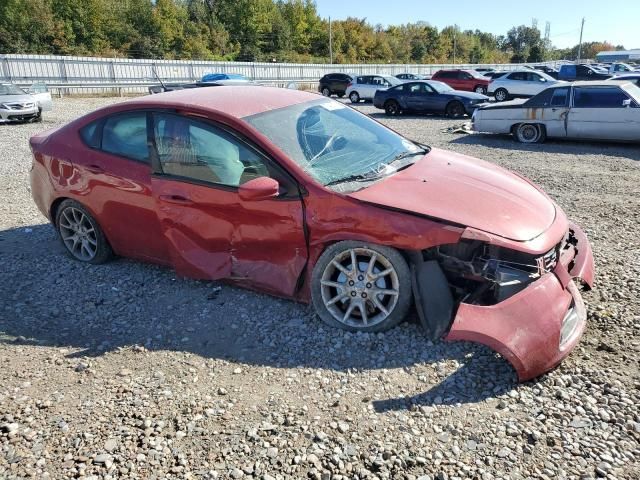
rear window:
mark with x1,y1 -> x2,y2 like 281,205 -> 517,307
101,112 -> 149,162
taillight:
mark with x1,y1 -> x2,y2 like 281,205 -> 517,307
347,82 -> 352,87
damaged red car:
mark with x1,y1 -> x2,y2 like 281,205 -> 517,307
29,87 -> 594,381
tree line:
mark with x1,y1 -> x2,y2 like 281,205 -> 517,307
0,0 -> 625,64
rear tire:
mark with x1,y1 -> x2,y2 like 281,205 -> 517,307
384,100 -> 401,116
55,199 -> 113,264
474,85 -> 487,94
514,123 -> 545,143
321,87 -> 331,97
445,101 -> 465,118
349,91 -> 360,103
494,88 -> 509,102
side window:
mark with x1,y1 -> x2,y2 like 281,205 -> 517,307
550,87 -> 570,107
573,87 -> 630,108
528,73 -> 544,82
356,76 -> 365,84
525,88 -> 554,107
508,72 -> 526,81
152,113 -> 269,187
80,121 -> 100,149
458,71 -> 472,80
409,83 -> 422,93
101,112 -> 149,162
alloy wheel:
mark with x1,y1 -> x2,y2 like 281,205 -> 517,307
58,207 -> 98,261
319,248 -> 400,328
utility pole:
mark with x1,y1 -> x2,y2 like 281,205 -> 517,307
329,17 -> 333,64
577,17 -> 585,62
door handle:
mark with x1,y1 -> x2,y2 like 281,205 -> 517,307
158,194 -> 193,205
86,164 -> 104,174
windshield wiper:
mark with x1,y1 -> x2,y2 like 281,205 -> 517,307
324,171 -> 383,187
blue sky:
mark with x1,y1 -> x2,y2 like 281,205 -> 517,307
315,0 -> 639,49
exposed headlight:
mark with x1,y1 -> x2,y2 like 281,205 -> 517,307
559,302 -> 580,349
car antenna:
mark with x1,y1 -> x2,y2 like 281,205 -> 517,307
152,66 -> 167,91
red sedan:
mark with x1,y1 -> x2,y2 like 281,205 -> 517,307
29,86 -> 594,381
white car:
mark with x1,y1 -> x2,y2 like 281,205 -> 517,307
488,70 -> 564,102
346,75 -> 401,103
472,81 -> 640,143
0,82 -> 53,123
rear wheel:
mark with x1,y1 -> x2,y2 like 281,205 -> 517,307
384,100 -> 401,116
349,91 -> 360,103
445,100 -> 465,118
55,199 -> 112,264
474,85 -> 487,94
311,241 -> 412,333
337,93 -> 345,98
321,87 -> 331,97
494,88 -> 509,102
514,123 -> 546,143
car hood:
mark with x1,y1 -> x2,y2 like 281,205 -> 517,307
0,93 -> 35,104
446,90 -> 489,101
348,148 -> 556,242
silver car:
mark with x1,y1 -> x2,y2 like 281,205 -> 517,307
345,75 -> 401,103
0,82 -> 53,123
472,81 -> 640,143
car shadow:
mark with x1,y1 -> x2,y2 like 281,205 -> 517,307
450,133 -> 640,160
0,224 -> 518,411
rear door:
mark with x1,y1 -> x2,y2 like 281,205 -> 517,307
505,72 -> 527,95
567,86 -> 640,140
74,111 -> 169,263
148,111 -> 308,296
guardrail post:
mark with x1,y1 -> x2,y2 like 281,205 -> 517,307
59,58 -> 69,96
189,62 -> 195,81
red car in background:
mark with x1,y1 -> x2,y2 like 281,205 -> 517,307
29,86 -> 593,381
431,69 -> 491,94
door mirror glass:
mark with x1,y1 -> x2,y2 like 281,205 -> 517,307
238,177 -> 280,201
623,98 -> 632,107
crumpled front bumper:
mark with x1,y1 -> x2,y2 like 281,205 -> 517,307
446,223 -> 594,382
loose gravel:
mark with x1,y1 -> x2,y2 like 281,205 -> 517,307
1,97 -> 639,480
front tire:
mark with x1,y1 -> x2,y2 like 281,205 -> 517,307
384,100 -> 401,116
494,88 -> 509,102
349,91 -> 360,103
311,241 -> 412,333
55,199 -> 113,264
445,100 -> 465,118
514,123 -> 545,143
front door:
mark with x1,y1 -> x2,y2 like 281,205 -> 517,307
542,86 -> 571,137
568,86 -> 640,141
149,112 -> 308,297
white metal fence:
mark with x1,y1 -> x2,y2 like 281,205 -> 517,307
1,53 -> 556,94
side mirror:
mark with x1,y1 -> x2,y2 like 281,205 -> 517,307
238,177 -> 280,201
622,99 -> 632,108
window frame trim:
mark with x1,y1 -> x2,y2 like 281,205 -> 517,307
148,110 -> 302,199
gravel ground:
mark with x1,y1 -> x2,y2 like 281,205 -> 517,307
1,97 -> 639,480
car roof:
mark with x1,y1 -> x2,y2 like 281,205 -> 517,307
124,86 -> 318,118
571,80 -> 630,87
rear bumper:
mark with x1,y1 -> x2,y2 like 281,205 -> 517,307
446,223 -> 594,382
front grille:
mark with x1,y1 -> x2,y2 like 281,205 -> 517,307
4,102 -> 35,110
